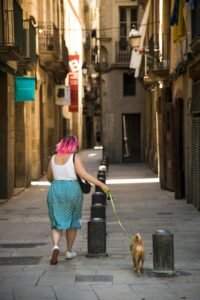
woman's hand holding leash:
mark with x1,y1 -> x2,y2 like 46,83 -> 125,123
100,183 -> 109,193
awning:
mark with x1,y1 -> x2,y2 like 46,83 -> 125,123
129,0 -> 151,77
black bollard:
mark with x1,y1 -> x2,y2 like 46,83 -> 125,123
98,165 -> 107,172
97,176 -> 106,183
91,203 -> 106,219
98,171 -> 106,178
92,191 -> 106,205
95,185 -> 103,193
94,191 -> 106,203
152,229 -> 175,276
86,218 -> 108,257
102,146 -> 105,157
100,160 -> 107,167
97,174 -> 106,181
101,159 -> 109,170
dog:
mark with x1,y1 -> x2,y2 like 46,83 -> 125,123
130,233 -> 145,274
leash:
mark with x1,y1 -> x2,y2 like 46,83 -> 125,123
105,191 -> 133,241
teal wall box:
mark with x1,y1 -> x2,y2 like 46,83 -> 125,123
15,77 -> 36,101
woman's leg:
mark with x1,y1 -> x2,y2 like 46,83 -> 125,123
66,228 -> 77,251
50,229 -> 62,265
51,229 -> 62,246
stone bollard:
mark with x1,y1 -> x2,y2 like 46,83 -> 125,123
92,191 -> 106,205
86,218 -> 108,257
152,229 -> 175,276
91,203 -> 106,220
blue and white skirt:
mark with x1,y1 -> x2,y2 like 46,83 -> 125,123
47,180 -> 83,230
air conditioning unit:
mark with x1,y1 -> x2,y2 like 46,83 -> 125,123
55,85 -> 71,105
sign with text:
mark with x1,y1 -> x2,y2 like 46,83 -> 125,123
68,54 -> 79,112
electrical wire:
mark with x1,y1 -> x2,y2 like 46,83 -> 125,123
64,20 -> 162,33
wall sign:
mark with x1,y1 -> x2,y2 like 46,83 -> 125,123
68,54 -> 79,112
15,77 -> 36,101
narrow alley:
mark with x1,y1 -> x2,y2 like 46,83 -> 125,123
0,149 -> 199,300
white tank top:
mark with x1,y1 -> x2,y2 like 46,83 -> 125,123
51,154 -> 77,180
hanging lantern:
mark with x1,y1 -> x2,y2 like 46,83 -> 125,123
128,26 -> 141,48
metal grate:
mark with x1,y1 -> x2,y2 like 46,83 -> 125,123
157,212 -> 173,215
0,243 -> 47,248
191,116 -> 200,210
0,256 -> 42,265
75,275 -> 113,282
191,81 -> 200,210
25,207 -> 40,209
191,81 -> 200,113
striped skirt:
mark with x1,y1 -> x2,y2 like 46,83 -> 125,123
47,180 -> 83,230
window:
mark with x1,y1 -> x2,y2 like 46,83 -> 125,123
123,72 -> 136,96
119,7 -> 137,50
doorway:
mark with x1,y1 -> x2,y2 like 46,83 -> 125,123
174,98 -> 185,199
122,113 -> 141,162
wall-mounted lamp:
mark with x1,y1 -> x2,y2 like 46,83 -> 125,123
24,15 -> 36,25
24,16 -> 44,34
38,27 -> 43,34
128,25 -> 141,48
91,71 -> 99,80
82,62 -> 88,76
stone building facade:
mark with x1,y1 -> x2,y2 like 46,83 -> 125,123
0,0 -> 85,200
140,0 -> 200,210
0,0 -> 100,200
99,0 -> 146,163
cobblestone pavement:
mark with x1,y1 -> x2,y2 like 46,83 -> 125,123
0,149 -> 200,300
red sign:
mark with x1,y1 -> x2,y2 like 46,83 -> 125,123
68,54 -> 79,112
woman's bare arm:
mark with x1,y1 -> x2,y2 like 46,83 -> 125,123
74,154 -> 109,192
46,159 -> 53,182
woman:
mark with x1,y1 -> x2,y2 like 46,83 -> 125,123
46,135 -> 109,265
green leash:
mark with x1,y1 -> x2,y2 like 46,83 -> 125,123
105,191 -> 133,241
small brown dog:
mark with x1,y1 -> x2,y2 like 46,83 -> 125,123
130,233 -> 145,274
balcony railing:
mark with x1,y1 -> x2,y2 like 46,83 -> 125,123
192,0 -> 200,38
51,35 -> 69,81
115,41 -> 132,63
38,22 -> 59,63
0,0 -> 23,60
38,22 -> 68,80
18,19 -> 36,72
147,33 -> 170,78
190,0 -> 200,54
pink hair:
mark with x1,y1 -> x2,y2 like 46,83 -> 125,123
55,135 -> 78,154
